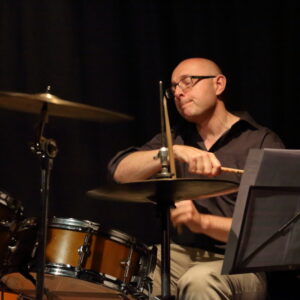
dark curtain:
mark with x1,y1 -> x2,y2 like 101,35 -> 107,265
0,0 -> 299,248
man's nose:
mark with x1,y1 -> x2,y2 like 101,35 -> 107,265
174,85 -> 184,98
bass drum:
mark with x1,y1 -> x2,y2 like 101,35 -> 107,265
2,217 -> 156,299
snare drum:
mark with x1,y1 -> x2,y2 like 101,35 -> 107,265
2,217 -> 156,299
43,217 -> 154,299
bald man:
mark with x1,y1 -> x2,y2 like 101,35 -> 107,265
108,58 -> 285,299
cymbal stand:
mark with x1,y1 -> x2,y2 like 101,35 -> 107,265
154,189 -> 175,300
154,81 -> 175,300
30,101 -> 58,300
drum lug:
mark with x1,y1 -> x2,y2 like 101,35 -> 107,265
76,231 -> 91,271
120,259 -> 130,268
120,245 -> 134,282
148,245 -> 158,274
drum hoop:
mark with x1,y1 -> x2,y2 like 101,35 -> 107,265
44,264 -> 127,295
102,228 -> 134,243
45,263 -> 80,278
101,228 -> 148,252
0,190 -> 23,216
49,217 -> 100,232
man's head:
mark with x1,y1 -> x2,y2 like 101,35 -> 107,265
170,58 -> 226,123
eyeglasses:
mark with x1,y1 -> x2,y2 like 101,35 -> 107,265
166,75 -> 216,99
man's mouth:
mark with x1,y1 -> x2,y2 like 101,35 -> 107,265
180,100 -> 193,110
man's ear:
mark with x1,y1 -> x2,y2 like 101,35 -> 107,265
215,74 -> 226,96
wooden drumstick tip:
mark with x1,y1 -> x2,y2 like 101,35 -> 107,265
221,167 -> 244,174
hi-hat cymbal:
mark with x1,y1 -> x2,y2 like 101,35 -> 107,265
87,178 -> 239,204
0,91 -> 133,122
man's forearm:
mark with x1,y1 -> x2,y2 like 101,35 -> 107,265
114,150 -> 162,183
200,214 -> 232,242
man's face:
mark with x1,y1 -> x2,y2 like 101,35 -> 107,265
171,61 -> 218,123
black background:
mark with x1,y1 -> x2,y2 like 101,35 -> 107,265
0,0 -> 299,250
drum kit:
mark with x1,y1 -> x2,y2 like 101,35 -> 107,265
0,90 -> 239,300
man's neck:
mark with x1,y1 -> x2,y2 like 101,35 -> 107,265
196,102 -> 240,150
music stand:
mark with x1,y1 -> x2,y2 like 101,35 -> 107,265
222,148 -> 300,275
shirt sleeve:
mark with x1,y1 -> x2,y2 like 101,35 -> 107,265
107,133 -> 163,182
260,130 -> 285,149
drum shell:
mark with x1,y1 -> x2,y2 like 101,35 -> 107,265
46,223 -> 143,283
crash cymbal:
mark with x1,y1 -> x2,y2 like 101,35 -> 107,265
0,91 -> 133,122
87,178 -> 239,204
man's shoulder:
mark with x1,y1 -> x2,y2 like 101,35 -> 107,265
232,111 -> 261,128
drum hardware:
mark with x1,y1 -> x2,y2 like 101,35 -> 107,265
0,191 -> 23,225
120,244 -> 134,283
0,191 -> 24,220
30,100 -> 57,300
1,192 -> 25,279
130,245 -> 157,296
76,231 -> 92,273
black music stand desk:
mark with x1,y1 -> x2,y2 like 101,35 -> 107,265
222,148 -> 300,274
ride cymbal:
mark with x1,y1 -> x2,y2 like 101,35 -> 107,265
0,91 -> 133,122
87,178 -> 239,204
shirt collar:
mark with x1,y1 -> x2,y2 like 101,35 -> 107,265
232,111 -> 261,129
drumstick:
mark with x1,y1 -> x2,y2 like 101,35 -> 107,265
221,167 -> 244,174
163,95 -> 176,178
163,94 -> 184,234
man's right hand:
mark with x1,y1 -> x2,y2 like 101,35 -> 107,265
173,145 -> 221,177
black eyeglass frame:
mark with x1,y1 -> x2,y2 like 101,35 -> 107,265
166,75 -> 216,99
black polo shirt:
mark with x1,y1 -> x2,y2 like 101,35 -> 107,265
108,112 -> 285,253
